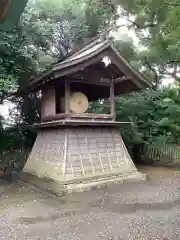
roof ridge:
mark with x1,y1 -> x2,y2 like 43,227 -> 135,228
69,36 -> 107,58
53,35 -> 110,66
54,37 -> 109,67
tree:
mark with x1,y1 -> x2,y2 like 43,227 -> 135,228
1,0 -> 118,92
0,0 -> 119,150
116,88 -> 180,147
111,0 -> 180,87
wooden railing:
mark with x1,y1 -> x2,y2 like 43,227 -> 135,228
137,144 -> 180,166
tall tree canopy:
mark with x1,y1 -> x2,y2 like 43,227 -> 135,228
0,0 -> 118,96
1,0 -> 180,165
0,0 -> 119,126
112,0 -> 180,87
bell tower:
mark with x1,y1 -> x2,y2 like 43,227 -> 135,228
21,38 -> 149,193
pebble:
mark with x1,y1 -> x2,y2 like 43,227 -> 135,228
0,166 -> 180,239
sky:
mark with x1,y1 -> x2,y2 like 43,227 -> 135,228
0,104 -> 9,118
112,17 -> 175,87
0,100 -> 14,120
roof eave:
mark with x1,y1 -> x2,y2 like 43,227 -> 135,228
18,38 -> 151,96
20,41 -> 111,94
109,42 -> 151,89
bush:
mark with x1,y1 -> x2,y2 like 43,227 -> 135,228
0,149 -> 30,173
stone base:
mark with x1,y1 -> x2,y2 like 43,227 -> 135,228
22,125 -> 146,194
20,170 -> 147,196
63,171 -> 147,193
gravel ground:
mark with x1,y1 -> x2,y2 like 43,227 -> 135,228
0,166 -> 180,240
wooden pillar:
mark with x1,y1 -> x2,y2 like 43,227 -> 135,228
110,79 -> 115,120
41,86 -> 56,119
65,80 -> 70,114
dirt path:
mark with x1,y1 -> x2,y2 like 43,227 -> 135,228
1,166 -> 180,239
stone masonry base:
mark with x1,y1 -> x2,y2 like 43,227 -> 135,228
22,126 -> 147,194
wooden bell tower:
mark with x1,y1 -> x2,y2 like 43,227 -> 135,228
21,38 -> 149,192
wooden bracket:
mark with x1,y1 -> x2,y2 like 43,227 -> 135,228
114,76 -> 131,84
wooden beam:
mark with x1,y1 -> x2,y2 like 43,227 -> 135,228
41,113 -> 114,122
109,53 -> 145,89
71,78 -> 111,87
70,113 -> 113,119
114,76 -> 131,84
68,66 -> 112,86
41,113 -> 69,122
33,120 -> 132,129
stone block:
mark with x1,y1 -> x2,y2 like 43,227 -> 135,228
22,126 -> 143,192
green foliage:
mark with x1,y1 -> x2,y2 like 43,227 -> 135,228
89,87 -> 180,164
0,0 -> 118,154
112,0 -> 180,87
0,0 -> 117,94
116,88 -> 180,147
89,88 -> 180,147
115,37 -> 136,61
2,0 -> 180,168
